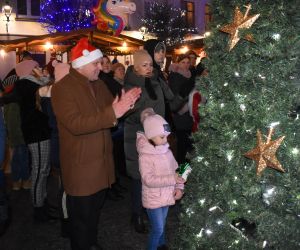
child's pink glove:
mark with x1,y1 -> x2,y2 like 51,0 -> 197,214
175,173 -> 186,184
174,189 -> 184,200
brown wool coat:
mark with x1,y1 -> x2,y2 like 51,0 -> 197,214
51,68 -> 117,196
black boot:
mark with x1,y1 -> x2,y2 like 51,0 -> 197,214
34,206 -> 49,223
113,182 -> 128,193
106,188 -> 124,201
131,214 -> 148,234
157,245 -> 169,250
60,218 -> 70,238
89,244 -> 103,250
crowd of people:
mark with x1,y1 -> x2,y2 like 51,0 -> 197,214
0,38 -> 207,250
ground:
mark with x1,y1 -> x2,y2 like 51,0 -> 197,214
0,174 -> 180,250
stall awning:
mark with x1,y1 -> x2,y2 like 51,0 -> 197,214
0,27 -> 144,55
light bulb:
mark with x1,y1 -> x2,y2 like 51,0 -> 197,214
272,33 -> 281,41
209,206 -> 217,212
197,228 -> 204,238
199,199 -> 205,205
262,240 -> 268,248
197,156 -> 204,162
226,151 -> 234,161
216,220 -> 223,225
269,121 -> 280,128
240,104 -> 246,112
292,147 -> 299,155
205,229 -> 213,235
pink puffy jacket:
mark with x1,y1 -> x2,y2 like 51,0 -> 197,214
137,132 -> 183,209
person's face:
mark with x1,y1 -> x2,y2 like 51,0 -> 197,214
42,69 -> 50,77
114,66 -> 125,82
199,50 -> 207,59
78,58 -> 102,81
178,58 -> 190,71
136,60 -> 153,77
189,55 -> 197,66
151,135 -> 168,146
154,49 -> 165,65
101,57 -> 112,73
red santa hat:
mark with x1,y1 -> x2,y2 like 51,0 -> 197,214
188,90 -> 202,133
71,38 -> 103,69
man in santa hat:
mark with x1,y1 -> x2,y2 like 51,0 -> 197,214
51,38 -> 141,250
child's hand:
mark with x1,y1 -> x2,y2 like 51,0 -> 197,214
174,189 -> 184,200
175,173 -> 186,184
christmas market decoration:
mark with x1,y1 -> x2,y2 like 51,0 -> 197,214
141,1 -> 197,46
40,0 -> 94,33
175,0 -> 300,249
92,0 -> 136,36
244,128 -> 285,176
219,4 -> 260,51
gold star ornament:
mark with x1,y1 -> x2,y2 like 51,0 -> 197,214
219,4 -> 260,51
244,128 -> 285,176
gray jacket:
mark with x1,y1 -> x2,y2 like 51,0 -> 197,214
124,66 -> 182,179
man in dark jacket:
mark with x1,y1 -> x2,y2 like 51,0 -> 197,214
51,38 -> 141,250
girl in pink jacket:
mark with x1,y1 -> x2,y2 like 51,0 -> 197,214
137,108 -> 185,250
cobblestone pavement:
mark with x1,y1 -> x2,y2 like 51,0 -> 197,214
0,175 -> 180,250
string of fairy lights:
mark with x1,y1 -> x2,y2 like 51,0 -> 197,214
40,0 -> 94,33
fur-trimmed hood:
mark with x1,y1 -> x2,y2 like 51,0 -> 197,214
168,63 -> 191,79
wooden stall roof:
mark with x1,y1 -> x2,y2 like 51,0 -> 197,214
0,27 -> 144,54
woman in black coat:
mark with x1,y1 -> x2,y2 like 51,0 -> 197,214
14,60 -> 51,222
168,54 -> 195,164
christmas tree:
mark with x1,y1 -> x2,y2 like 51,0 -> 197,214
40,0 -> 94,33
141,1 -> 196,46
175,0 -> 300,249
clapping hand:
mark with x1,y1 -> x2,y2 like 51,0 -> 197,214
112,87 -> 141,118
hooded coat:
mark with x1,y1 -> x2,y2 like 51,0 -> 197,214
124,66 -> 169,179
136,132 -> 181,209
144,39 -> 187,116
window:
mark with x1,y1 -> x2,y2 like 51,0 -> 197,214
31,0 -> 40,16
17,0 -> 40,18
17,0 -> 27,15
184,1 -> 195,27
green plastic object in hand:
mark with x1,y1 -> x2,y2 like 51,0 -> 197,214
176,163 -> 192,181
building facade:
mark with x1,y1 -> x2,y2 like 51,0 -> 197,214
128,0 -> 210,35
0,0 -> 210,79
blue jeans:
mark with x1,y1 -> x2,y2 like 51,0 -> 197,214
146,206 -> 169,250
11,144 -> 30,182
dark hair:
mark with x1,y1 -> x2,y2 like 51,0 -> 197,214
186,50 -> 198,57
176,54 -> 190,63
21,50 -> 32,61
102,55 -> 111,63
